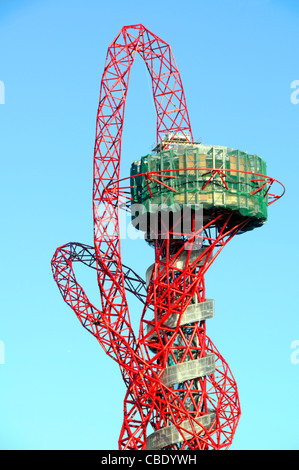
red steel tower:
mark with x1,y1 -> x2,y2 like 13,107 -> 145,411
51,24 -> 284,450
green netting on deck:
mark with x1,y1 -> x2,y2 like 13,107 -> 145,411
130,144 -> 268,232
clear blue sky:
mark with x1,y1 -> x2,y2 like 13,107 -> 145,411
0,0 -> 298,450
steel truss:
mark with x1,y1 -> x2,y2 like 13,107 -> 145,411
51,24 -> 283,450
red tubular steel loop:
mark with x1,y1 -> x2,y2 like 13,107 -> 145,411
51,25 -> 282,450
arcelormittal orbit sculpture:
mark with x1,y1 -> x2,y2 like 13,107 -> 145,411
51,24 -> 284,450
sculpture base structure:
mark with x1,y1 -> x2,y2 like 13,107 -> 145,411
118,211 -> 249,450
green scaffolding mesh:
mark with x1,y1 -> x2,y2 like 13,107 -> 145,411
130,144 -> 268,232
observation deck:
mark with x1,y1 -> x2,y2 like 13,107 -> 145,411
130,140 -> 269,234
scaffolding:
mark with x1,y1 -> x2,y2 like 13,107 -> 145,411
131,144 -> 268,232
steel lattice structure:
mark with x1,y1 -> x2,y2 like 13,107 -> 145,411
51,24 -> 284,450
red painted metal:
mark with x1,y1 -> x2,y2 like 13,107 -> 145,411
51,24 -> 283,450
